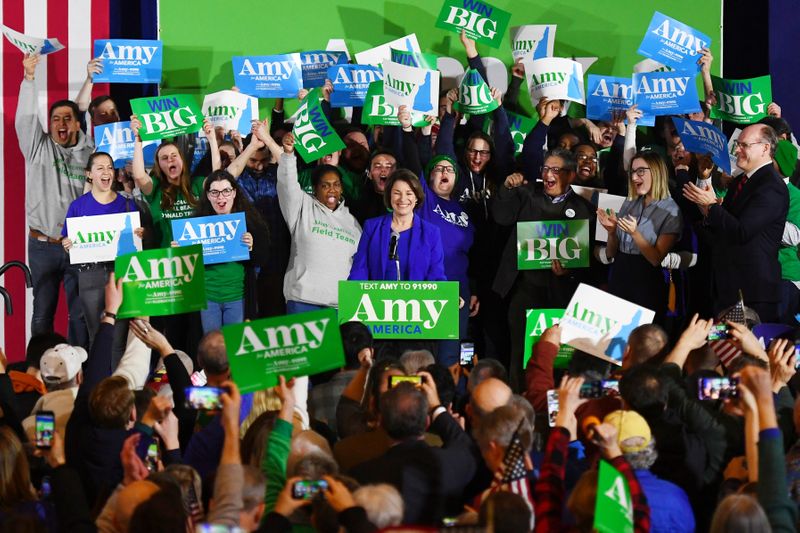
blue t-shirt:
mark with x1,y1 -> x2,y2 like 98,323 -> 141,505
62,192 -> 135,236
383,227 -> 412,280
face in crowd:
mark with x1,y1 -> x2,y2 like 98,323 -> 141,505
49,105 -> 80,147
557,132 -> 580,152
596,121 -> 618,148
390,179 -> 418,216
541,155 -> 575,197
315,170 -> 343,211
246,147 -> 270,177
575,145 -> 598,182
465,137 -> 491,174
208,178 -> 236,215
668,135 -> 691,168
630,157 -> 653,197
369,154 -> 397,194
88,154 -> 115,193
735,125 -> 773,174
156,144 -> 184,186
91,99 -> 120,125
430,160 -> 457,199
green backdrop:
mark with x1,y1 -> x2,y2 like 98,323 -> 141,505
159,0 -> 721,117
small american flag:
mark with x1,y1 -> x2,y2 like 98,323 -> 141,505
498,418 -> 528,484
710,294 -> 746,367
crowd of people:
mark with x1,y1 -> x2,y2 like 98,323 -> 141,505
3,21 -> 800,533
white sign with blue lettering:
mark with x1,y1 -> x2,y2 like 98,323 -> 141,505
381,60 -> 439,114
202,90 -> 259,133
523,57 -> 585,105
67,212 -> 142,265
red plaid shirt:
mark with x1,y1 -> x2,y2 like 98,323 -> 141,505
533,427 -> 650,533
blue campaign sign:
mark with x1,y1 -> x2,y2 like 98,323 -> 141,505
301,50 -> 347,88
94,121 -> 156,168
672,118 -> 731,174
637,12 -> 711,73
586,75 -> 655,127
171,212 -> 249,265
632,71 -> 700,117
232,54 -> 303,98
92,39 -> 162,83
329,64 -> 384,108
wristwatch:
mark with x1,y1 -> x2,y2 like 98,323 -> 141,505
101,310 -> 117,320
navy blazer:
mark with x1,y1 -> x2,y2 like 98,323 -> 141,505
348,213 -> 446,281
706,163 -> 788,311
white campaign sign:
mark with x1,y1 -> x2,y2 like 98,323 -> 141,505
595,193 -> 627,242
559,283 -> 655,364
570,185 -> 607,204
67,212 -> 142,264
524,57 -> 585,106
2,25 -> 63,55
355,34 -> 421,66
202,90 -> 259,132
633,58 -> 673,74
510,24 -> 556,62
381,60 -> 439,114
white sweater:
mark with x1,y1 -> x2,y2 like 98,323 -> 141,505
277,153 -> 362,307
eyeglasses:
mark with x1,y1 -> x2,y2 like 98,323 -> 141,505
466,148 -> 491,158
208,188 -> 234,198
576,154 -> 598,162
733,140 -> 766,150
631,167 -> 650,177
541,166 -> 566,176
432,165 -> 456,175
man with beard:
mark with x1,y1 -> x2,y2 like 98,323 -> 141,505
16,53 -> 93,346
349,150 -> 396,225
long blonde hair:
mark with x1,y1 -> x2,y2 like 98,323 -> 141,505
0,427 -> 36,506
628,151 -> 671,201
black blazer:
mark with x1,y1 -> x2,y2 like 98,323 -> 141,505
349,413 -> 477,526
706,163 -> 788,310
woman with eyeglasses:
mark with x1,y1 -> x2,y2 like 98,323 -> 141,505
598,151 -> 683,318
193,170 -> 268,332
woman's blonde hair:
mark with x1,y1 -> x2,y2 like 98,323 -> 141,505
628,151 -> 670,201
0,426 -> 35,506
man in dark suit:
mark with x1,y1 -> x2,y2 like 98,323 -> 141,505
349,373 -> 477,525
683,124 -> 788,321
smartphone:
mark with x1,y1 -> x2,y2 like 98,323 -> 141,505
292,479 -> 329,500
145,436 -> 160,473
389,375 -> 422,388
601,379 -> 620,397
578,380 -> 619,399
459,342 -> 475,369
546,389 -> 559,427
35,411 -> 55,449
707,324 -> 730,341
195,525 -> 246,533
698,377 -> 739,400
184,386 -> 224,410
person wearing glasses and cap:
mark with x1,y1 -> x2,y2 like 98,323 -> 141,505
598,151 -> 683,320
683,124 -> 788,321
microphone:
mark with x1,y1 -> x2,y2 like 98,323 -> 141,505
389,231 -> 399,260
581,415 -> 602,440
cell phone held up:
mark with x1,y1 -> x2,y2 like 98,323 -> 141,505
184,386 -> 224,410
35,411 -> 55,449
698,377 -> 739,401
578,380 -> 620,399
389,375 -> 422,388
707,323 -> 730,341
292,479 -> 329,500
459,342 -> 475,370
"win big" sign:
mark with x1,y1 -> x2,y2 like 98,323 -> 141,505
516,219 -> 590,270
130,94 -> 204,141
292,88 -> 346,163
435,0 -> 512,48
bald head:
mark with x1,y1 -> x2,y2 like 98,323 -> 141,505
114,480 -> 159,532
470,378 -> 512,424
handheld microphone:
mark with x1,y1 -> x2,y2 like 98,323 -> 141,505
389,231 -> 399,260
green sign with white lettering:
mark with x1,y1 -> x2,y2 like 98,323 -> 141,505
114,244 -> 206,318
130,94 -> 204,141
362,81 -> 428,127
222,308 -> 345,393
434,0 -> 512,48
709,74 -> 772,124
292,87 -> 346,163
523,309 -> 575,370
517,220 -> 590,270
594,460 -> 634,533
338,280 -> 459,339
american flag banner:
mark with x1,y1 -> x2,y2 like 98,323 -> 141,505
710,295 -> 747,367
1,0 -> 110,361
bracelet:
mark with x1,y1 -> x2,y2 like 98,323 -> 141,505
102,310 -> 117,320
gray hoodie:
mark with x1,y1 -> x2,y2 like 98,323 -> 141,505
277,153 -> 362,307
16,79 -> 94,239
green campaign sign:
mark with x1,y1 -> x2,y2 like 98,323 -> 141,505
362,81 -> 428,127
338,280 -> 459,339
594,460 -> 634,533
710,75 -> 772,124
292,87 -> 346,163
523,309 -> 574,370
453,68 -> 498,115
390,48 -> 438,70
114,244 -> 206,318
222,308 -> 345,393
130,94 -> 204,141
517,220 -> 590,270
435,0 -> 512,49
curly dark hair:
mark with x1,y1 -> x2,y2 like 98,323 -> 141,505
195,170 -> 268,238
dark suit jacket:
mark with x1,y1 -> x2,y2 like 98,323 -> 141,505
348,413 -> 477,525
706,163 -> 788,312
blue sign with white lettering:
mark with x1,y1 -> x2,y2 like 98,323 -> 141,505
94,121 -> 156,168
171,213 -> 249,265
92,39 -> 162,83
300,51 -> 347,88
586,75 -> 655,127
637,12 -> 711,72
329,65 -> 384,108
232,54 -> 303,98
632,71 -> 700,117
672,117 -> 731,174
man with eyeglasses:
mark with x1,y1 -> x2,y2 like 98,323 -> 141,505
683,124 -> 788,321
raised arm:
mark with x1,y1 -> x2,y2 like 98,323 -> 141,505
75,57 -> 103,113
275,133 -> 305,230
203,117 -> 221,172
129,115 -> 154,196
227,136 -> 265,179
521,98 -> 560,182
15,54 -> 47,160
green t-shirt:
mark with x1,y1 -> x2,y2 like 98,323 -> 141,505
205,261 -> 244,303
780,182 -> 800,281
144,176 -> 205,248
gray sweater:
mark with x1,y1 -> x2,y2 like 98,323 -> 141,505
16,79 -> 94,239
277,153 -> 362,307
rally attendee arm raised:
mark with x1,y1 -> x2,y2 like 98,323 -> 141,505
274,132 -> 305,231
227,135 -> 265,180
206,381 -> 245,526
523,325 -> 559,413
398,106 -> 424,177
130,114 -> 154,196
489,88 -> 516,182
75,56 -> 103,114
501,60 -> 525,115
434,89 -> 459,161
492,172 -> 527,226
203,116 -> 222,172
520,98 -> 559,182
15,54 -> 48,161
622,106 -> 642,173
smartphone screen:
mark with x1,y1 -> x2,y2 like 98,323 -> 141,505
389,375 -> 422,388
547,389 -> 559,427
459,342 -> 475,368
602,379 -> 620,397
292,479 -> 329,500
184,386 -> 224,410
35,411 -> 55,449
145,437 -> 160,473
698,377 -> 739,400
707,324 -> 730,341
579,381 -> 603,399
